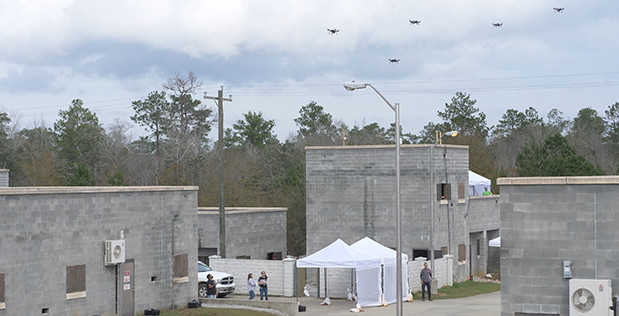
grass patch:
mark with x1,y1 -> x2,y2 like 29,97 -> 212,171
155,307 -> 275,316
413,280 -> 500,300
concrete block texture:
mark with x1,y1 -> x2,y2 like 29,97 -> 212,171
209,256 -> 454,299
305,145 -> 497,284
0,186 -> 198,316
197,207 -> 287,260
499,177 -> 619,316
209,257 -> 296,297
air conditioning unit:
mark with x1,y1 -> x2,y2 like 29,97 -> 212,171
104,240 -> 125,266
569,279 -> 612,316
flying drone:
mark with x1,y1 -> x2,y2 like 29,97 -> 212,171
553,7 -> 564,12
389,59 -> 400,64
327,28 -> 339,35
492,23 -> 503,27
409,20 -> 421,25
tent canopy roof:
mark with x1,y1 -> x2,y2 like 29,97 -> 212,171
350,237 -> 408,264
489,236 -> 501,247
469,170 -> 491,186
297,239 -> 381,269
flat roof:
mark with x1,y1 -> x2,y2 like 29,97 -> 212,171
0,186 -> 198,195
497,176 -> 619,186
305,144 -> 468,150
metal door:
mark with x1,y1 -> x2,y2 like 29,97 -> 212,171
121,260 -> 134,316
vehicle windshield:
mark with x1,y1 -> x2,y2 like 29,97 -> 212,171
198,262 -> 212,273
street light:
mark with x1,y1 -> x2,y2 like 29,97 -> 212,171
430,130 -> 459,278
437,130 -> 459,144
343,81 -> 402,316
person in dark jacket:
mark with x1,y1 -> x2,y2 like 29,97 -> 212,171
420,262 -> 433,301
206,274 -> 217,298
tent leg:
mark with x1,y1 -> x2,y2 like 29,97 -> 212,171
351,268 -> 356,298
317,268 -> 320,298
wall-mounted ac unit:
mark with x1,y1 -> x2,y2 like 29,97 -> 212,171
569,279 -> 612,316
104,240 -> 125,266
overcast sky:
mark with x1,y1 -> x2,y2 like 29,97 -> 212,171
1,0 -> 618,142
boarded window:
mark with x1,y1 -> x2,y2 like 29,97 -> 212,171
458,244 -> 466,262
437,183 -> 451,200
441,247 -> 448,255
458,182 -> 465,200
0,273 -> 4,303
420,249 -> 444,260
66,265 -> 86,294
267,252 -> 282,260
174,254 -> 188,279
433,250 -> 443,259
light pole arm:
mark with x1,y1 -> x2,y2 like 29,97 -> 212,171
343,82 -> 403,316
367,84 -> 396,112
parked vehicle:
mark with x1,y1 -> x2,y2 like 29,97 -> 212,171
198,261 -> 235,298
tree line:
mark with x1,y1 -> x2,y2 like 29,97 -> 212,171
1,72 -> 618,255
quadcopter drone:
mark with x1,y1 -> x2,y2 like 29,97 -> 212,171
492,23 -> 503,27
409,20 -> 421,25
389,59 -> 400,64
553,7 -> 564,12
327,28 -> 339,35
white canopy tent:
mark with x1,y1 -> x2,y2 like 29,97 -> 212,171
297,239 -> 382,306
489,236 -> 501,247
469,170 -> 491,196
296,238 -> 380,269
350,237 -> 409,305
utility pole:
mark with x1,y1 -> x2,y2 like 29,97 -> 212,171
204,86 -> 232,258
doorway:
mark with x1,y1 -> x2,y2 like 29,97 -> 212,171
121,260 -> 134,316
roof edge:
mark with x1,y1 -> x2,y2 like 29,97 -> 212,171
497,176 -> 619,186
305,144 -> 468,150
0,186 -> 199,195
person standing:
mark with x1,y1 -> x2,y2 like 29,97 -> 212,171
247,273 -> 257,300
482,187 -> 492,196
206,274 -> 217,298
258,271 -> 269,300
420,262 -> 433,301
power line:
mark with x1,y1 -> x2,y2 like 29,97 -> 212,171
6,71 -> 619,112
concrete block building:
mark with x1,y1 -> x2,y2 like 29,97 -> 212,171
468,195 -> 501,275
0,186 -> 198,316
197,207 -> 287,262
498,176 -> 619,316
0,169 -> 8,187
305,144 -> 499,283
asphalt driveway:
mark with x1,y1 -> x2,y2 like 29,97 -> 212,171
296,291 -> 500,316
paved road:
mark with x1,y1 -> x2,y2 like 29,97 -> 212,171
295,291 -> 500,316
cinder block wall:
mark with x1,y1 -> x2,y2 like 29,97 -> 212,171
467,196 -> 501,276
408,256 -> 454,293
306,145 -> 471,282
468,196 -> 500,232
197,207 -> 287,260
498,176 -> 619,316
0,186 -> 198,316
209,256 -> 454,299
209,257 -> 296,297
